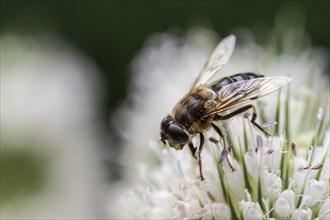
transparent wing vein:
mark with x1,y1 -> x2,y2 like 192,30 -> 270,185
205,77 -> 291,115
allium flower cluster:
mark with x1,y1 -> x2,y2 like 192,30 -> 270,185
109,26 -> 329,219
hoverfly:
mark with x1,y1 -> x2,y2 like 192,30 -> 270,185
160,35 -> 291,181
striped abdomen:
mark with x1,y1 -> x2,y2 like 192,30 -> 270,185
209,72 -> 264,94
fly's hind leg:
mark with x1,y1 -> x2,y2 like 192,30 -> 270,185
211,123 -> 235,172
214,104 -> 270,136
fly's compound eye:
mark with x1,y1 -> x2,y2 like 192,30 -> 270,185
161,116 -> 189,145
167,123 -> 189,144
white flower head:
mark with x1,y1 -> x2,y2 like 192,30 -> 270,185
109,24 -> 329,219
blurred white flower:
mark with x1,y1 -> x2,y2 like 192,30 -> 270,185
109,24 -> 329,219
317,198 -> 330,220
1,34 -> 106,219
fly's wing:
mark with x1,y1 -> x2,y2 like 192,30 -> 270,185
204,77 -> 291,116
192,35 -> 236,88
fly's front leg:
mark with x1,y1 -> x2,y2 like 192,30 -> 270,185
214,104 -> 270,136
188,143 -> 197,160
198,133 -> 205,181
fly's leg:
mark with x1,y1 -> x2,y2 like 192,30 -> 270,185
212,123 -> 235,172
188,143 -> 197,159
211,123 -> 226,148
214,104 -> 270,136
198,133 -> 205,181
189,135 -> 205,180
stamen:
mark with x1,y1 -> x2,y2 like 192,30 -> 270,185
262,120 -> 278,128
267,148 -> 274,154
207,191 -> 216,202
209,137 -> 219,144
311,163 -> 323,170
291,143 -> 297,156
256,135 -> 263,152
243,112 -> 251,119
218,148 -> 229,164
263,120 -> 277,136
298,164 -> 311,171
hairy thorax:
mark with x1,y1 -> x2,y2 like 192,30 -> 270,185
172,87 -> 217,134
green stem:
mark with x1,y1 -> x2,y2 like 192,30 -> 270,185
257,173 -> 266,213
239,143 -> 254,201
216,164 -> 239,219
243,120 -> 249,152
275,90 -> 281,135
315,146 -> 329,181
282,86 -> 291,189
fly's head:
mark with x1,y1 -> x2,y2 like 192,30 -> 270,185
160,115 -> 190,150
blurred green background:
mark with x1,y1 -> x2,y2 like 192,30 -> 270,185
2,1 -> 329,121
1,1 -> 329,218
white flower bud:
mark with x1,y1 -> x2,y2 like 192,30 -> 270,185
317,198 -> 330,219
262,170 -> 282,199
262,136 -> 283,171
194,205 -> 212,220
305,180 -> 329,208
173,199 -> 201,219
239,200 -> 264,220
292,159 -> 309,194
245,147 -> 259,180
291,208 -> 312,220
223,160 -> 245,199
180,203 -> 230,220
280,189 -> 296,207
274,189 -> 295,219
275,197 -> 291,219
143,189 -> 176,219
210,203 -> 231,219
